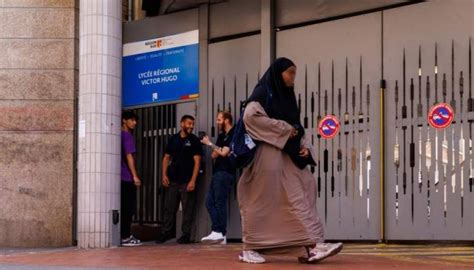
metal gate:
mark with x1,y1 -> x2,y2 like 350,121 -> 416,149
205,1 -> 474,241
383,1 -> 474,240
276,12 -> 383,240
131,104 -> 177,224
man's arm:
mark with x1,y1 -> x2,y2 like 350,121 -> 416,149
126,154 -> 141,186
162,154 -> 170,187
211,146 -> 230,157
202,135 -> 229,159
187,155 -> 201,192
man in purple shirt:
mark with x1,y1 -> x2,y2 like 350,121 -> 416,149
121,110 -> 142,246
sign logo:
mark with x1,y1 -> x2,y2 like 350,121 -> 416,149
318,115 -> 340,139
428,103 -> 454,129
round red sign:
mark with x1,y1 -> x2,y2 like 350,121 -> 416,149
428,103 -> 454,129
318,115 -> 340,139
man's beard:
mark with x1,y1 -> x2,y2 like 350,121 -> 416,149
218,124 -> 224,133
182,127 -> 192,135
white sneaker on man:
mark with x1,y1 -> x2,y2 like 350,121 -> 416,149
200,231 -> 225,244
121,235 -> 143,247
238,250 -> 266,264
220,236 -> 227,245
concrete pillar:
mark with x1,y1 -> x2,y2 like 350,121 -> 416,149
194,3 -> 210,242
78,0 -> 123,248
260,0 -> 275,74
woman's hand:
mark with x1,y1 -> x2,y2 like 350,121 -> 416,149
299,147 -> 310,158
290,127 -> 298,138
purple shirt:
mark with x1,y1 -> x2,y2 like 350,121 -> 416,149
121,130 -> 136,182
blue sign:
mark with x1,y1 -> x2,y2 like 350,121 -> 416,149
122,30 -> 199,107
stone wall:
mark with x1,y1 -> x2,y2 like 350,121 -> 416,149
0,0 -> 77,247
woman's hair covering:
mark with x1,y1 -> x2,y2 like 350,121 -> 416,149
247,57 -> 300,126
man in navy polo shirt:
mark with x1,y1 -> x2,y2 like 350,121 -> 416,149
156,115 -> 203,244
200,111 -> 235,245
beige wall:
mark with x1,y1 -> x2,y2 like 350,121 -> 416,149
0,0 -> 77,247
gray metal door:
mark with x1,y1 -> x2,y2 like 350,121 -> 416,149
131,104 -> 177,224
383,1 -> 474,240
131,101 -> 197,228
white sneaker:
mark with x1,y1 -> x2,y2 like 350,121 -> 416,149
121,235 -> 142,247
315,242 -> 343,259
200,231 -> 225,244
220,236 -> 227,245
298,242 -> 343,264
238,250 -> 266,264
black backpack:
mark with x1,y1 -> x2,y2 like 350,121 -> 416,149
229,92 -> 273,169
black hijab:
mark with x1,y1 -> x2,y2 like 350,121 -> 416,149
247,57 -> 300,126
247,58 -> 315,169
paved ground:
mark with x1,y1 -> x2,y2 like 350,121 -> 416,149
0,243 -> 473,269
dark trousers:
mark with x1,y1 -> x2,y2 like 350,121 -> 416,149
161,182 -> 196,237
205,171 -> 235,235
121,181 -> 136,239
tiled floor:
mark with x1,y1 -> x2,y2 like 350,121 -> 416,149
0,242 -> 473,270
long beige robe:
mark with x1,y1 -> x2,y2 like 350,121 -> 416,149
238,101 -> 324,254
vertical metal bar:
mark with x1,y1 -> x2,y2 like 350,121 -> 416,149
234,75 -> 237,121
153,106 -> 158,222
380,78 -> 385,240
317,63 -> 322,197
149,107 -> 154,222
410,78 -> 415,223
418,46 -> 423,118
450,40 -> 456,111
223,77 -> 226,111
435,43 -> 439,104
311,90 -> 315,174
324,89 -> 328,222
394,80 -> 400,223
359,57 -> 364,123
304,65 -> 308,128
139,108 -> 144,223
351,85 -> 357,226
211,79 -> 215,137
145,107 -> 151,223
298,94 -> 302,115
331,62 -> 335,198
158,105 -> 165,222
128,0 -> 132,21
246,73 -> 249,100
402,49 -> 407,119
344,59 -> 349,197
468,37 -> 473,111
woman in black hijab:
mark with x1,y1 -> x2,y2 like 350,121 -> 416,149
247,57 -> 315,169
237,58 -> 342,264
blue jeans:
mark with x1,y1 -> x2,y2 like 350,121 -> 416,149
205,171 -> 235,235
